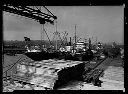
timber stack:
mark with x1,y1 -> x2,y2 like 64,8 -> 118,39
9,59 -> 88,90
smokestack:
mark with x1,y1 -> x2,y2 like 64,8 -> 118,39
89,38 -> 91,49
70,37 -> 71,45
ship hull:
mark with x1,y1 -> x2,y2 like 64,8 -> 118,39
25,50 -> 94,61
24,51 -> 58,61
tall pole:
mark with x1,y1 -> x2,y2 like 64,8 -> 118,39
75,24 -> 77,45
41,24 -> 45,48
89,38 -> 91,50
41,24 -> 43,48
96,36 -> 97,48
39,6 -> 43,49
70,37 -> 71,46
73,24 -> 77,53
55,20 -> 58,50
42,24 -> 45,42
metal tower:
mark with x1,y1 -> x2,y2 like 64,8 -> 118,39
3,4 -> 57,48
3,5 -> 57,24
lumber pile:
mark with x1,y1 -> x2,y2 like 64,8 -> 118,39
3,80 -> 33,92
11,59 -> 87,90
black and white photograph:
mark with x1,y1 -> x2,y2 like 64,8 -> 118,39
2,3 -> 125,92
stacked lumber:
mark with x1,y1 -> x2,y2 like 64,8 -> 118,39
11,59 -> 87,89
3,80 -> 33,92
3,54 -> 33,77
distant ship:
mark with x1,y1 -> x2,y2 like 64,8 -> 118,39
23,37 -> 59,61
24,35 -> 94,61
24,45 -> 60,61
73,40 -> 94,61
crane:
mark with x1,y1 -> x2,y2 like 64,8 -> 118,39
3,4 -> 57,51
2,4 -> 57,24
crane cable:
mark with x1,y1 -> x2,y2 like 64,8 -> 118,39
42,24 -> 52,46
3,55 -> 26,74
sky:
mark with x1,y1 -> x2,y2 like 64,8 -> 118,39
3,6 -> 124,44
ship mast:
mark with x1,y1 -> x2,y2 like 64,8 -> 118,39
73,24 -> 77,53
89,38 -> 91,50
41,24 -> 45,48
75,24 -> 77,45
74,24 -> 77,52
95,36 -> 98,49
55,20 -> 58,50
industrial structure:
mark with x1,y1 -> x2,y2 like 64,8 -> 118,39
3,4 -> 124,91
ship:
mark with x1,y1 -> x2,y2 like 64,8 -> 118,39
24,24 -> 94,61
24,45 -> 61,61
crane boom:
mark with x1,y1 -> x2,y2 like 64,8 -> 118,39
2,4 -> 57,24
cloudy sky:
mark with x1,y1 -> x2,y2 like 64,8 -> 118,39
3,6 -> 124,44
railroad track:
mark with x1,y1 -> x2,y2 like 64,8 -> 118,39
82,58 -> 109,87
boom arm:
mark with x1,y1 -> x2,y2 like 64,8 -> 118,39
2,4 -> 57,24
